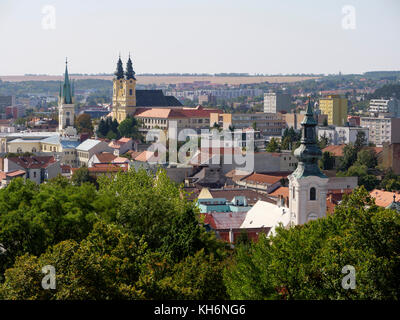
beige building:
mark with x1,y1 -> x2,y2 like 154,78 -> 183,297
319,95 -> 348,126
136,106 -> 218,132
210,112 -> 286,137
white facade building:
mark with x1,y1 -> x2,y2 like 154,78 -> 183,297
369,98 -> 400,117
264,92 -> 291,113
317,125 -> 369,145
360,116 -> 400,146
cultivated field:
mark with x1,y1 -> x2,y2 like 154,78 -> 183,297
0,75 -> 318,85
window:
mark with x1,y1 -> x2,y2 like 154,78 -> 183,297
129,89 -> 133,95
292,186 -> 295,199
310,187 -> 316,200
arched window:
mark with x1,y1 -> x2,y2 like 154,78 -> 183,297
32,147 -> 37,153
17,147 -> 22,153
292,186 -> 295,199
310,187 -> 316,200
129,89 -> 133,95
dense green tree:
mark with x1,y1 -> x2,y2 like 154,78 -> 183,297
379,170 -> 400,191
71,167 -> 92,186
266,138 -> 280,152
118,115 -> 142,140
356,149 -> 377,169
337,164 -> 379,191
97,118 -> 108,137
0,177 -> 99,277
74,113 -> 93,135
96,169 -> 225,261
224,187 -> 400,299
354,131 -> 367,151
339,144 -> 358,171
320,151 -> 335,170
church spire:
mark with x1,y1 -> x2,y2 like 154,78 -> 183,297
292,98 -> 326,178
114,54 -> 124,79
125,53 -> 136,80
62,58 -> 73,104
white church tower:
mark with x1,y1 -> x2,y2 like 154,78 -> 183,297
58,59 -> 76,135
288,99 -> 328,225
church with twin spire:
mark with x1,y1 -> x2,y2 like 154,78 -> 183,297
111,55 -> 182,122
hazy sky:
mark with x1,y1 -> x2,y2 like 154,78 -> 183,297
0,0 -> 399,75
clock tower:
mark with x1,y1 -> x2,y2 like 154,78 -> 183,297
288,99 -> 328,225
58,59 -> 75,133
112,55 -> 136,122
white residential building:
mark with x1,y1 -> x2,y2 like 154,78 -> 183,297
76,139 -> 113,167
369,98 -> 400,117
264,92 -> 291,113
360,116 -> 400,146
317,126 -> 369,145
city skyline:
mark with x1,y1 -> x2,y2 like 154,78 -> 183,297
1,0 -> 399,76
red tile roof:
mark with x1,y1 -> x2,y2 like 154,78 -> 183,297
269,186 -> 289,198
89,163 -> 129,173
243,173 -> 286,185
94,152 -> 117,163
201,212 -> 247,230
322,145 -> 345,157
8,156 -> 56,169
370,189 -> 400,207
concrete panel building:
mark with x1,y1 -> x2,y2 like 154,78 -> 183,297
319,95 -> 348,126
264,92 -> 291,113
360,116 -> 400,146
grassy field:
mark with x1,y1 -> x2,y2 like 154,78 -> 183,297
0,75 -> 318,85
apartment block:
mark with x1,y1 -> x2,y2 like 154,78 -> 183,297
263,92 -> 291,113
317,126 -> 369,145
369,98 -> 400,117
319,95 -> 348,126
210,112 -> 285,138
360,116 -> 400,146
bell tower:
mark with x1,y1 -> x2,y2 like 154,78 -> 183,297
112,54 -> 136,122
288,99 -> 328,225
58,58 -> 75,132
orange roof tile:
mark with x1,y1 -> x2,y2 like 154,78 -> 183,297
94,152 -> 117,163
322,145 -> 345,157
370,189 -> 400,207
269,186 -> 289,198
243,173 -> 286,185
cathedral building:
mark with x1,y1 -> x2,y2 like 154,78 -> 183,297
111,55 -> 182,122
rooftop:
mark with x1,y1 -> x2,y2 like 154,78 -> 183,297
76,139 -> 102,151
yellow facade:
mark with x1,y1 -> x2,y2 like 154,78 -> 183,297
319,95 -> 348,126
112,78 -> 136,122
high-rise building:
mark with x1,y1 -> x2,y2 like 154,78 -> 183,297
263,92 -> 291,113
369,98 -> 400,117
319,95 -> 348,126
360,116 -> 400,146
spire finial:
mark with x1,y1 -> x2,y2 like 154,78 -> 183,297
66,57 -> 68,65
